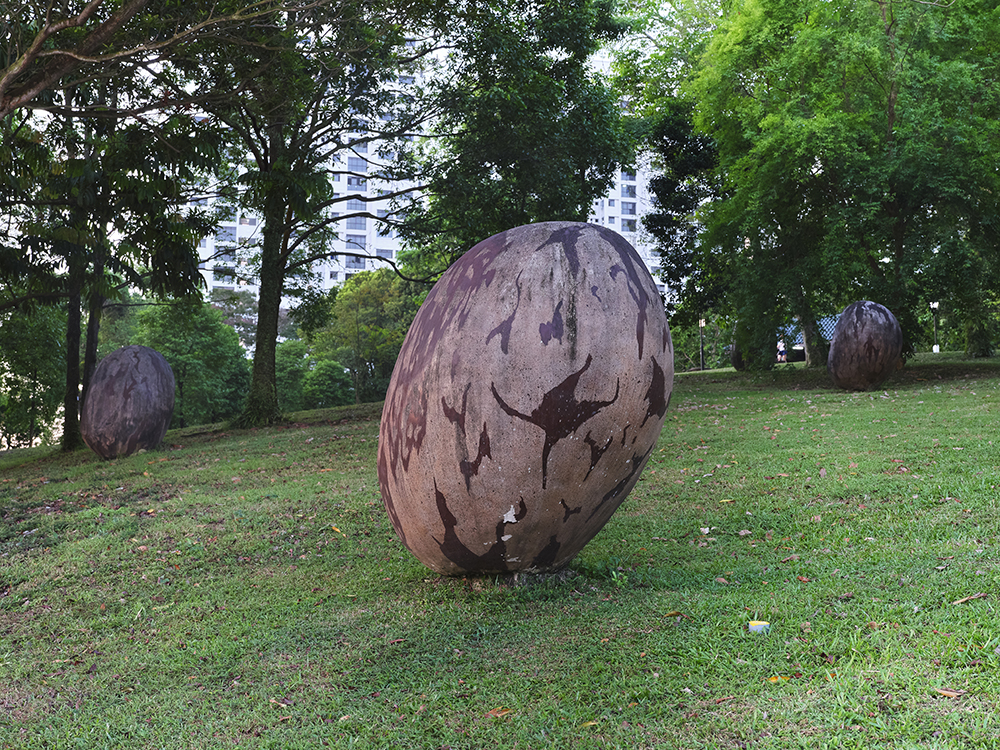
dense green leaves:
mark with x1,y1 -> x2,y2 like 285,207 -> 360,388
0,306 -> 66,448
310,269 -> 419,403
397,0 -> 634,276
134,301 -> 250,428
643,0 -> 1000,364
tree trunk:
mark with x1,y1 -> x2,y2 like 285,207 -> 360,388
62,290 -> 85,451
82,291 -> 104,404
234,190 -> 286,427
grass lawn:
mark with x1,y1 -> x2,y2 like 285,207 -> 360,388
2,353 -> 999,749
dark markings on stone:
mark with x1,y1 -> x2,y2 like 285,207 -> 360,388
539,224 -> 583,277
485,271 -> 523,354
378,233 -> 505,489
621,423 -> 630,447
491,354 -> 620,489
583,431 -> 613,480
400,390 -> 428,474
434,482 -> 516,572
599,225 -> 658,361
539,300 -> 564,345
531,535 -> 562,569
639,357 -> 669,428
560,499 -> 582,522
591,285 -> 602,303
441,383 -> 472,435
586,443 -> 656,523
459,422 -> 492,491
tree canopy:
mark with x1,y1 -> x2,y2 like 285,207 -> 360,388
641,0 -> 1000,364
397,0 -> 634,277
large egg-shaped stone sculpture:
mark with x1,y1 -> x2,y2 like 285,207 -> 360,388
81,345 -> 175,459
827,300 -> 902,391
378,222 -> 673,575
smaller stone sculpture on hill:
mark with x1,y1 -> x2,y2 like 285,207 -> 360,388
827,300 -> 902,391
81,345 -> 175,459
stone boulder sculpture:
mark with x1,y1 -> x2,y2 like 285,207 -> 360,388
81,345 -> 175,459
377,222 -> 674,575
827,300 -> 902,391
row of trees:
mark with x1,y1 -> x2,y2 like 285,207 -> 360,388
0,268 -> 409,447
629,0 -> 1000,366
1,0 -> 636,448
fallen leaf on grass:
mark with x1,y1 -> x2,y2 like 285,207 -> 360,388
952,593 -> 987,605
715,696 -> 735,704
797,576 -> 811,583
579,720 -> 599,728
933,688 -> 967,699
485,707 -> 512,718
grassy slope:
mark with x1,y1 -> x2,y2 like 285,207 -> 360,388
2,354 -> 999,749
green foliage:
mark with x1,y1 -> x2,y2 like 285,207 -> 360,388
311,269 -> 419,403
670,316 -> 732,372
275,339 -> 310,413
302,358 -> 354,409
134,301 -> 250,428
643,0 -> 1000,360
0,305 -> 66,448
397,0 -> 634,276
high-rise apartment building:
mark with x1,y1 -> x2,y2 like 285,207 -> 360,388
197,160 -> 663,300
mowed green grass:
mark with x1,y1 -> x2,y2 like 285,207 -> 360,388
2,354 -> 999,749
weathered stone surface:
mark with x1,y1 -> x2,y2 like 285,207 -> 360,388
81,345 -> 175,459
827,300 -> 902,391
377,222 -> 673,575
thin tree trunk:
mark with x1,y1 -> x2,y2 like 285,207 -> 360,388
234,188 -> 286,427
62,289 -> 85,451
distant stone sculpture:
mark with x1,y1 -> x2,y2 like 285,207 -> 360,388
377,222 -> 674,575
827,300 -> 902,390
81,345 -> 175,459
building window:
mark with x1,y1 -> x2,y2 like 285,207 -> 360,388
348,156 -> 367,173
329,270 -> 339,280
239,216 -> 257,226
347,176 -> 367,187
376,248 -> 394,258
346,198 -> 366,211
217,250 -> 236,264
346,216 -> 367,230
622,202 -> 636,216
377,209 -> 391,219
346,257 -> 365,269
216,226 -> 236,244
621,219 -> 637,232
346,234 -> 366,250
213,267 -> 233,282
608,199 -> 615,207
198,237 -> 207,247
622,169 -> 636,182
621,184 -> 637,198
608,217 -> 615,224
